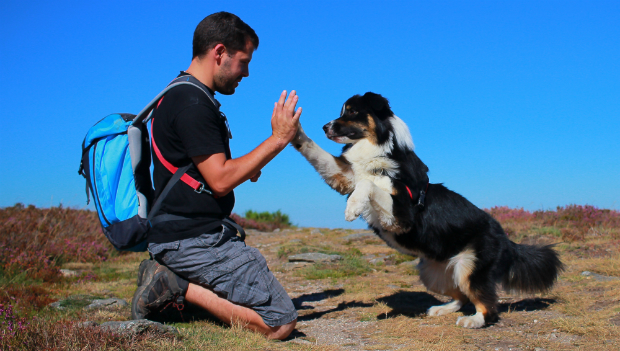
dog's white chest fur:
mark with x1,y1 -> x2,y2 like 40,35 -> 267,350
340,139 -> 406,231
344,139 -> 397,194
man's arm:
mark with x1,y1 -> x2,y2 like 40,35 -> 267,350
193,90 -> 301,197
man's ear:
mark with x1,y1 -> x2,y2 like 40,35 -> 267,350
362,92 -> 390,118
213,44 -> 226,61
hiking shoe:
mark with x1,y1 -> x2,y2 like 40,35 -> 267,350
131,263 -> 188,320
137,259 -> 157,287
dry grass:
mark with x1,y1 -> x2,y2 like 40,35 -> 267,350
2,205 -> 620,350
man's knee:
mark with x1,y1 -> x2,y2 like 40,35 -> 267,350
268,318 -> 297,340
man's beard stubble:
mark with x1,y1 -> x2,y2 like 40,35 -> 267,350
214,58 -> 239,95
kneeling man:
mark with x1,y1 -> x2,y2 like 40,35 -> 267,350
132,12 -> 301,340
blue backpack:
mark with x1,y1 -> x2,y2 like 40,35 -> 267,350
79,76 -> 221,251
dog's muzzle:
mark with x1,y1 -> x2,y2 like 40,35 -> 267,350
323,121 -> 338,138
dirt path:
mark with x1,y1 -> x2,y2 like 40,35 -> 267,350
243,228 -> 620,350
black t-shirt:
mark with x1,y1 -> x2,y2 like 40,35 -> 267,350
148,72 -> 235,243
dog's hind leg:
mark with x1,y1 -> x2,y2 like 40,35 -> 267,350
456,294 -> 496,329
427,290 -> 469,317
420,258 -> 469,317
455,279 -> 498,329
291,125 -> 355,195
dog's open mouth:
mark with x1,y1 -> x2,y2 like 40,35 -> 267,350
325,131 -> 355,143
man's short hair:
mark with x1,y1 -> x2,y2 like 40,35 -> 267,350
193,12 -> 259,59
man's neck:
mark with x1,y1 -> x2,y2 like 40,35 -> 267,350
185,57 -> 216,91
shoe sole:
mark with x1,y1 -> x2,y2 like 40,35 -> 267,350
137,259 -> 159,287
131,284 -> 148,320
137,259 -> 150,286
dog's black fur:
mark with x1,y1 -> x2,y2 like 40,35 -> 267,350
292,92 -> 564,328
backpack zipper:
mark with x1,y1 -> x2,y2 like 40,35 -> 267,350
92,142 -> 112,226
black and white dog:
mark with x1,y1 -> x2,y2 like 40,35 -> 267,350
291,92 -> 563,328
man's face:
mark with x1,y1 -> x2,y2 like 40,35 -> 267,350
214,40 -> 254,95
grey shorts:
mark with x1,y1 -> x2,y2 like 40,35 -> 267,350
147,225 -> 297,327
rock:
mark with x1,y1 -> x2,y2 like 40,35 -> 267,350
289,239 -> 302,244
362,254 -> 376,260
387,285 -> 400,289
282,262 -> 312,271
85,298 -> 128,310
310,229 -> 323,235
49,301 -> 64,310
342,232 -> 375,243
288,253 -> 342,263
60,269 -> 78,277
49,295 -> 127,311
369,257 -> 385,265
581,271 -> 619,282
274,228 -> 281,233
99,319 -> 178,336
49,295 -> 92,310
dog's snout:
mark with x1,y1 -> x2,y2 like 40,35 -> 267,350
323,121 -> 334,133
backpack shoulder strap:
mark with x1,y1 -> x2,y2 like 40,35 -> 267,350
131,75 -> 219,126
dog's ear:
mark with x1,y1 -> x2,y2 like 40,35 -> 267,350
362,92 -> 391,119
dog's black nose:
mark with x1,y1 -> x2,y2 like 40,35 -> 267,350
323,121 -> 333,133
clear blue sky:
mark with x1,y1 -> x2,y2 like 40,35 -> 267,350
1,1 -> 618,229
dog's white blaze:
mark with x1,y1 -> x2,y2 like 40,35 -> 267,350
447,248 -> 477,291
389,115 -> 414,151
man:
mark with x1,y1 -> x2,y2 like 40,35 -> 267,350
131,12 -> 301,340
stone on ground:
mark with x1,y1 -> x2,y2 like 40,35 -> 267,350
288,253 -> 342,263
98,319 -> 179,336
342,232 -> 375,243
85,298 -> 128,310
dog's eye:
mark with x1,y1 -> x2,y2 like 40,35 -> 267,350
349,109 -> 357,115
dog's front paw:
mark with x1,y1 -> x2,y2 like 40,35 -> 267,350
344,208 -> 359,222
344,198 -> 365,221
291,123 -> 308,150
456,313 -> 486,329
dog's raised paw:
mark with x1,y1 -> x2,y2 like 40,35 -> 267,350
344,207 -> 360,221
456,313 -> 485,329
344,199 -> 365,221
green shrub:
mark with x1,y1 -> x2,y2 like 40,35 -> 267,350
244,210 -> 291,226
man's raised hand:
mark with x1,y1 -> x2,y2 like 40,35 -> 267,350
271,90 -> 302,144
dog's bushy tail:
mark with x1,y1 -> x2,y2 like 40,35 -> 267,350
502,242 -> 564,294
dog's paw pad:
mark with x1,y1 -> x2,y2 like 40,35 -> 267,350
456,313 -> 485,329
